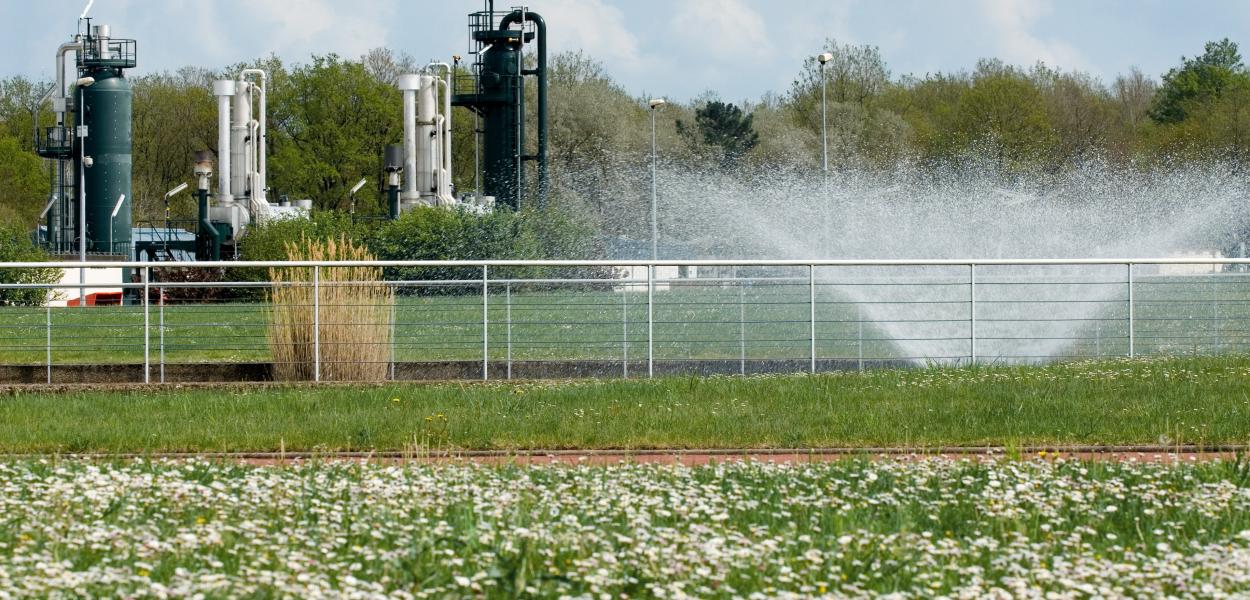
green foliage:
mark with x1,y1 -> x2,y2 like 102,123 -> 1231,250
0,133 -> 50,227
676,100 -> 760,167
1151,39 -> 1250,124
130,68 -> 218,221
228,211 -> 368,294
370,207 -> 542,286
267,54 -> 400,214
0,222 -> 59,307
953,65 -> 1056,168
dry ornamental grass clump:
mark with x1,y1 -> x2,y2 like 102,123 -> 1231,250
268,235 -> 394,381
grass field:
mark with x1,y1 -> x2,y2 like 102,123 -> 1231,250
1,458 -> 1247,597
2,271 -> 1249,370
2,355 -> 1248,453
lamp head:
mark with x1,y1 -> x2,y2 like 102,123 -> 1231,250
817,52 -> 833,65
648,98 -> 666,109
75,76 -> 96,87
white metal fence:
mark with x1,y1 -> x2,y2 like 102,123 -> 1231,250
1,258 -> 1248,384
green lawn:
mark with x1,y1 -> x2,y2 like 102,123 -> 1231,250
3,272 -> 1250,368
2,355 -> 1249,453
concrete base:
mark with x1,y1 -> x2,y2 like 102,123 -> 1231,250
0,359 -> 912,384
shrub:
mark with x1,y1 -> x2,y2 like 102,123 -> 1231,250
268,235 -> 393,382
0,224 -> 60,307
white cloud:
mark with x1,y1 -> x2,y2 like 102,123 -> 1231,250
978,0 -> 1090,71
536,0 -> 645,71
670,0 -> 773,63
238,0 -> 399,60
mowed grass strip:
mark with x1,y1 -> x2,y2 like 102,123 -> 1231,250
2,355 -> 1250,453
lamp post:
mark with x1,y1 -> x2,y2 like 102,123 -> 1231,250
163,182 -> 189,231
108,193 -> 125,256
75,76 -> 95,308
349,177 -> 368,219
648,98 -> 666,261
817,53 -> 832,183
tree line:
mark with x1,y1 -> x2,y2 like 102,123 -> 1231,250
1,38 -> 1248,237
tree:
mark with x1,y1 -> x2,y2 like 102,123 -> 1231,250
1151,39 -> 1250,124
130,67 -> 218,221
267,54 -> 402,213
0,222 -> 59,307
953,64 -> 1056,168
676,100 -> 759,167
0,133 -> 50,227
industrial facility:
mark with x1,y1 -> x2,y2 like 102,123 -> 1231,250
30,2 -> 547,303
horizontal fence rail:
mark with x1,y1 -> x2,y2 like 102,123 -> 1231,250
0,258 -> 1247,384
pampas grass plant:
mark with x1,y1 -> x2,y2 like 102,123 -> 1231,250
268,235 -> 393,381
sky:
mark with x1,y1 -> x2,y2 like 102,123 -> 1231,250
4,0 -> 1250,103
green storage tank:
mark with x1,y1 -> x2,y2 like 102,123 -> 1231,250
75,22 -> 136,254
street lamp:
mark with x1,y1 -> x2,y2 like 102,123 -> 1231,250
349,177 -> 368,217
163,182 -> 189,230
816,52 -> 832,182
74,76 -> 95,308
108,193 -> 125,256
648,98 -> 666,261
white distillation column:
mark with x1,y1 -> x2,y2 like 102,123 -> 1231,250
426,62 -> 455,205
238,69 -> 270,219
415,74 -> 438,206
212,80 -> 235,206
398,74 -> 420,209
230,80 -> 250,203
211,79 -> 249,235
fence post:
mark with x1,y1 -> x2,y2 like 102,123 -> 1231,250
647,264 -> 654,379
737,266 -> 745,376
622,281 -> 628,379
1212,276 -> 1220,353
313,265 -> 321,382
482,265 -> 489,381
1127,263 -> 1134,358
143,266 -> 150,384
506,282 -> 512,380
159,285 -> 165,383
858,311 -> 864,372
389,287 -> 396,381
809,264 -> 816,374
969,263 -> 977,365
45,303 -> 51,385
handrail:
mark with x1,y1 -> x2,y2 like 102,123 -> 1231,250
1,258 -> 1249,269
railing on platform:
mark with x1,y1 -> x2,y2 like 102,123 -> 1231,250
0,258 -> 1247,384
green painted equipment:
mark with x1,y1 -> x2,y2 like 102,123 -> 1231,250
453,1 -> 548,210
78,22 -> 136,254
36,19 -> 136,256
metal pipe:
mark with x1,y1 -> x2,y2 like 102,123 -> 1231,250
970,263 -> 977,364
238,69 -> 267,202
143,266 -> 150,383
482,265 -> 489,381
21,257 -> 1250,270
499,9 -> 548,205
1127,264 -> 1134,357
313,266 -> 321,382
506,283 -> 512,379
230,80 -> 251,199
647,265 -> 654,378
45,304 -> 51,385
650,108 -> 658,260
398,74 -> 420,202
427,62 -> 454,200
809,264 -> 816,373
212,80 -> 235,204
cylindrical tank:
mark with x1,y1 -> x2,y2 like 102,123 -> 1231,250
79,70 -> 132,253
479,40 -> 523,208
